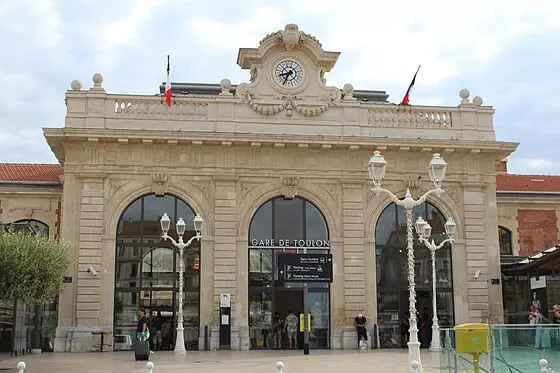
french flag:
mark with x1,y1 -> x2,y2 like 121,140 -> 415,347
165,55 -> 172,106
400,65 -> 421,106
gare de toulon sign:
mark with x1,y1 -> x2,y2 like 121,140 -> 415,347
249,239 -> 330,248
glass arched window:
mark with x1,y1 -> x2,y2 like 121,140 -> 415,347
498,226 -> 513,255
375,201 -> 454,348
248,196 -> 331,350
13,219 -> 49,237
114,194 -> 200,351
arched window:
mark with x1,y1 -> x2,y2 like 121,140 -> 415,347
13,219 -> 49,237
498,226 -> 513,255
248,196 -> 331,350
375,201 -> 454,348
114,194 -> 200,351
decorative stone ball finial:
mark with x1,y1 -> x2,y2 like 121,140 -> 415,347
145,361 -> 154,373
472,96 -> 483,106
539,359 -> 548,372
92,73 -> 104,88
17,361 -> 26,373
342,83 -> 355,101
219,78 -> 232,96
275,361 -> 285,373
71,80 -> 82,91
459,88 -> 470,104
410,360 -> 420,373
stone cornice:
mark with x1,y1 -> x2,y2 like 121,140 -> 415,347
44,127 -> 518,159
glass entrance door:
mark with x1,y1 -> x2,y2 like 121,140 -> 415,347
249,291 -> 273,349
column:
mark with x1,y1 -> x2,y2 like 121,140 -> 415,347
54,173 -> 80,352
212,177 -> 239,349
463,184 -> 491,322
199,236 -> 215,350
341,182 -> 366,349
484,183 -> 504,323
330,237 -> 344,349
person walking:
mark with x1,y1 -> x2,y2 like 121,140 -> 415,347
284,310 -> 299,350
273,312 -> 284,349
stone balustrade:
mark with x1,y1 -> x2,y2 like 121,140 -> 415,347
65,74 -> 496,142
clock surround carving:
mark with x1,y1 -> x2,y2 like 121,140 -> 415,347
236,23 -> 342,118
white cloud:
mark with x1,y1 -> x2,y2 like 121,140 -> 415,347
94,0 -> 167,67
510,158 -> 557,174
187,6 -> 286,53
0,0 -> 61,48
187,0 -> 560,88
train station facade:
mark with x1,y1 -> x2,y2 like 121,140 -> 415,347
4,24 -> 555,353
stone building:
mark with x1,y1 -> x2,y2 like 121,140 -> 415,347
0,24 -> 558,353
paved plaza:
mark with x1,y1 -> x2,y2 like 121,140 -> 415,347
0,350 -> 440,373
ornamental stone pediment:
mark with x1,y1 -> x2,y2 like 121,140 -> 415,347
235,24 -> 341,118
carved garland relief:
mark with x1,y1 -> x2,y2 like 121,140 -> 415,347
241,92 -> 337,117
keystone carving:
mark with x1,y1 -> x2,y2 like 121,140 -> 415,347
281,177 -> 299,199
151,173 -> 169,196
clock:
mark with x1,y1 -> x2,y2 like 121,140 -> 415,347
274,59 -> 304,88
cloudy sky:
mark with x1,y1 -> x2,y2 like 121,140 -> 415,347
1,0 -> 559,174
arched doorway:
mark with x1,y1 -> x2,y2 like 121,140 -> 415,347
248,196 -> 331,350
375,201 -> 454,348
113,194 -> 200,351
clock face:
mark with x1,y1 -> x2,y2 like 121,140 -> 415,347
274,60 -> 303,88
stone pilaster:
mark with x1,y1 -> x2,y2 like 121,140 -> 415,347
54,173 -> 81,352
463,184 -> 490,322
484,183 -> 504,323
75,174 -> 106,326
340,182 -> 366,349
199,236 -> 215,350
212,177 -> 241,348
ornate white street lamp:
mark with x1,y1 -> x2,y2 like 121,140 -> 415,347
368,151 -> 447,372
414,216 -> 456,352
160,212 -> 203,354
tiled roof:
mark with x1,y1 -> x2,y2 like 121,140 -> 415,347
496,174 -> 560,193
0,163 -> 63,184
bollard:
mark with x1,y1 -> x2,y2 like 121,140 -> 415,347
17,362 -> 26,373
411,360 -> 420,373
276,361 -> 285,373
539,359 -> 548,373
146,362 -> 154,373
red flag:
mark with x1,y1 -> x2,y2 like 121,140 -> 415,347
400,65 -> 421,105
165,55 -> 172,106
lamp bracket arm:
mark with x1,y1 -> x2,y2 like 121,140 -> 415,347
418,187 -> 444,204
372,186 -> 400,204
185,233 -> 201,247
162,234 -> 179,247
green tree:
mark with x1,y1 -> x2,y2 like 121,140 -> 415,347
0,228 -> 71,304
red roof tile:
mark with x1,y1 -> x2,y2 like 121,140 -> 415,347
0,163 -> 63,184
496,174 -> 560,193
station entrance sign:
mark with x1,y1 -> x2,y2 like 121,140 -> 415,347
277,253 -> 333,283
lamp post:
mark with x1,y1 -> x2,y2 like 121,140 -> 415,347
368,151 -> 448,372
414,216 -> 456,352
160,212 -> 203,354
